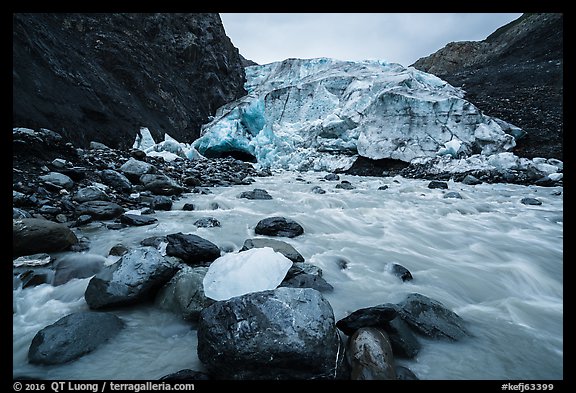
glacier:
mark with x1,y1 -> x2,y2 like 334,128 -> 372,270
191,57 -> 521,172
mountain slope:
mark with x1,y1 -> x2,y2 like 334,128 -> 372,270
12,13 -> 247,149
411,13 -> 563,160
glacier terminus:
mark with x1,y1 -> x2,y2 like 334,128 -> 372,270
192,58 -> 525,173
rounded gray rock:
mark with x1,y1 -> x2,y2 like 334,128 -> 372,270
346,327 -> 397,380
197,287 -> 343,379
254,216 -> 304,238
28,311 -> 124,365
13,218 -> 78,258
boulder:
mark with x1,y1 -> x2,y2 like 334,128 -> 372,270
13,218 -> 78,258
240,238 -> 305,262
165,233 -> 221,265
254,216 -> 304,238
39,172 -> 74,189
28,311 -> 124,365
336,304 -> 398,336
73,186 -> 109,202
280,263 -> 333,292
197,287 -> 343,379
346,327 -> 396,380
98,169 -> 133,192
119,213 -> 158,226
383,317 -> 421,359
84,247 -> 178,309
150,195 -> 173,211
396,293 -> 470,340
387,263 -> 413,282
521,197 -> 542,205
119,158 -> 156,182
155,266 -> 214,322
75,200 -> 125,220
159,369 -> 210,381
140,173 -> 186,195
238,188 -> 272,200
193,217 -> 221,228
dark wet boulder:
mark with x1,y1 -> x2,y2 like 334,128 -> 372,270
73,186 -> 110,202
254,216 -> 304,238
396,293 -> 470,340
240,238 -> 305,262
165,233 -> 221,265
280,263 -> 333,292
28,311 -> 124,365
159,369 -> 211,381
521,197 -> 542,205
39,172 -> 74,190
98,169 -> 133,192
396,365 -> 419,380
193,217 -> 221,228
280,272 -> 333,292
238,188 -> 272,200
84,247 -> 178,309
155,266 -> 214,322
140,173 -> 186,195
119,158 -> 156,182
462,174 -> 482,185
75,200 -> 125,220
311,185 -> 326,194
15,268 -> 54,289
150,195 -> 173,211
13,218 -> 78,258
346,327 -> 397,380
383,317 -> 421,359
119,213 -> 158,226
13,207 -> 33,219
336,180 -> 355,190
336,304 -> 398,336
388,263 -> 413,282
428,180 -> 449,189
197,287 -> 344,380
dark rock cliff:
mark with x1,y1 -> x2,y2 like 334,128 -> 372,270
412,13 -> 563,160
13,13 -> 247,149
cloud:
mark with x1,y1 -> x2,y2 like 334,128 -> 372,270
221,13 -> 523,67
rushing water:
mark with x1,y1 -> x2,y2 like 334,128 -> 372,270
13,171 -> 563,380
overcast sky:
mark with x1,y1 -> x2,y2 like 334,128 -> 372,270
220,13 -> 523,67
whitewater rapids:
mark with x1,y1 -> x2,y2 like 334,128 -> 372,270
13,170 -> 563,380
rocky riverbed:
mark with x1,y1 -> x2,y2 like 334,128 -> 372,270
13,126 -> 563,380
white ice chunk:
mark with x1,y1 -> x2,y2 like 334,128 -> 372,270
548,172 -> 563,181
133,127 -> 156,151
437,138 -> 462,158
203,247 -> 293,301
146,150 -> 181,162
487,152 -> 521,170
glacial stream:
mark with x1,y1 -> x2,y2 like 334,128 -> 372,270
13,171 -> 563,380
